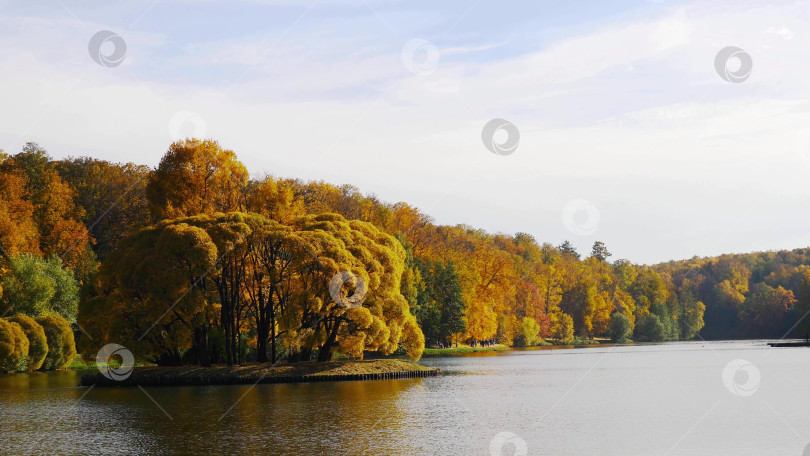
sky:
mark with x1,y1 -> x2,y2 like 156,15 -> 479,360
1,0 -> 809,264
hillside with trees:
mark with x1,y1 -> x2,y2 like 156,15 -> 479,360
0,138 -> 807,369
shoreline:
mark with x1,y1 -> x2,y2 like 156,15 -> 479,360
80,359 -> 437,387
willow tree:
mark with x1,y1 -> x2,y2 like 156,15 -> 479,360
79,212 -> 424,365
288,213 -> 424,361
79,221 -> 218,364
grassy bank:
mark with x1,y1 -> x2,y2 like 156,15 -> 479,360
422,344 -> 510,356
81,359 -> 437,387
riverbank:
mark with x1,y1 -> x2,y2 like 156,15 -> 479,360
422,344 -> 511,356
421,339 -> 606,356
80,359 -> 437,387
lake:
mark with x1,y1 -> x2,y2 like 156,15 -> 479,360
1,341 -> 809,455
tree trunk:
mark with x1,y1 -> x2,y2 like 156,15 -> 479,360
194,325 -> 210,367
257,291 -> 269,363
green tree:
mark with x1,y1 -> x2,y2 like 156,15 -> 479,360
557,241 -> 580,260
609,312 -> 632,343
0,254 -> 79,322
636,314 -> 665,342
590,241 -> 612,262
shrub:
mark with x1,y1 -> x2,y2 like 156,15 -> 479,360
36,314 -> 76,370
7,314 -> 48,370
609,313 -> 633,344
0,319 -> 30,372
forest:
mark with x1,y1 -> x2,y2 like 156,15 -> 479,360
1,138 -> 808,369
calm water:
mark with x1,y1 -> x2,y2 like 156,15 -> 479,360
2,341 -> 810,455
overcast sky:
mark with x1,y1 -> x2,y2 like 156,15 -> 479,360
1,0 -> 809,264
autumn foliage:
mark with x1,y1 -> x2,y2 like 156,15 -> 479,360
3,137 -> 810,370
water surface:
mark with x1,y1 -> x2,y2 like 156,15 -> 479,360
2,341 -> 809,455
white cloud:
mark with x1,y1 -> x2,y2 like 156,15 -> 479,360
2,0 -> 810,263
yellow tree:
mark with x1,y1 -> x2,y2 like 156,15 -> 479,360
79,221 -> 219,364
146,139 -> 248,219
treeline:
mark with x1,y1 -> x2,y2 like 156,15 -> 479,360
0,138 -> 801,369
655,250 -> 810,339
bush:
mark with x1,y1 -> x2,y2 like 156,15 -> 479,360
7,314 -> 48,370
609,313 -> 633,344
0,319 -> 30,372
636,314 -> 665,342
36,314 -> 76,370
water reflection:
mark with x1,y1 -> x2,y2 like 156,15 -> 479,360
3,342 -> 810,455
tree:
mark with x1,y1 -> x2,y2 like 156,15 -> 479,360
0,254 -> 79,322
0,143 -> 94,272
515,317 -> 541,346
550,312 -> 574,343
558,241 -> 580,260
146,139 -> 248,219
56,157 -> 151,259
609,312 -> 632,343
739,283 -> 795,338
78,219 -> 219,364
6,314 -> 47,370
79,212 -> 425,365
636,314 -> 665,342
0,170 -> 39,257
590,241 -> 612,262
36,314 -> 76,370
0,319 -> 29,372
678,295 -> 706,340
